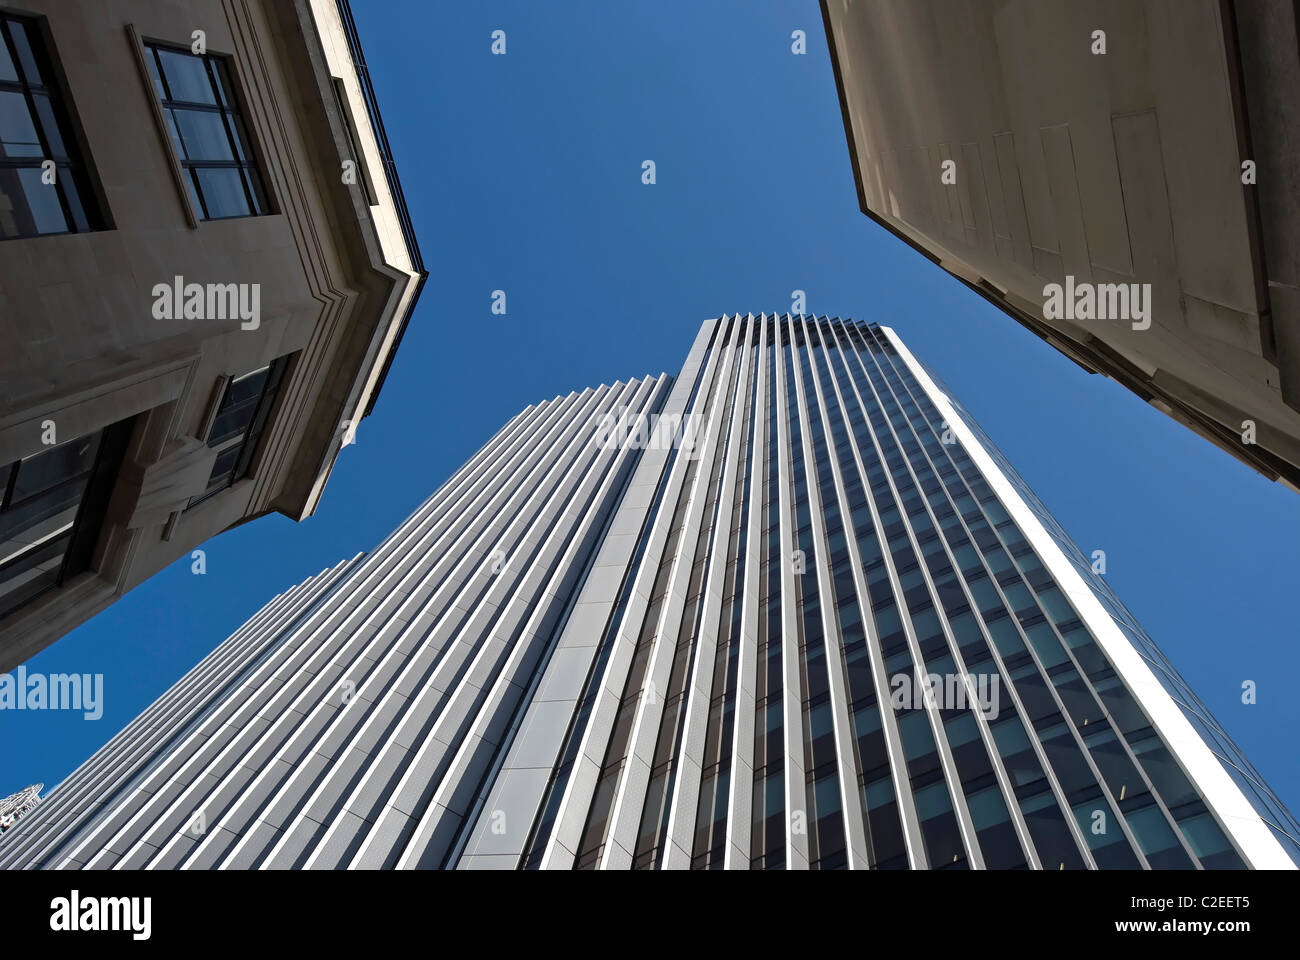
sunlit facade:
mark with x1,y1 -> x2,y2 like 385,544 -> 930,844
3,316 -> 1294,870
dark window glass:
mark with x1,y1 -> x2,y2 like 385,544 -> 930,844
1125,803 -> 1194,869
188,356 -> 288,508
207,366 -> 270,445
1127,730 -> 1197,808
0,421 -> 131,618
0,15 -> 104,239
1177,811 -> 1245,869
913,779 -> 967,868
145,42 -> 267,219
1072,797 -> 1141,868
1020,787 -> 1087,869
966,783 -> 1027,869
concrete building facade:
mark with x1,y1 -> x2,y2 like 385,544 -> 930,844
820,0 -> 1300,490
0,0 -> 424,669
2,315 -> 1294,870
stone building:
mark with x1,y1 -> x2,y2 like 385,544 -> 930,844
0,0 -> 424,668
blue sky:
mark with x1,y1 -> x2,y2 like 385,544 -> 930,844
5,0 -> 1297,832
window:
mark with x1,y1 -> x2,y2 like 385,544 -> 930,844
0,14 -> 104,239
0,420 -> 132,618
144,42 -> 268,219
189,356 -> 288,507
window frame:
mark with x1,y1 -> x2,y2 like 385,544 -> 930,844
0,11 -> 108,239
0,418 -> 133,620
187,355 -> 290,509
141,38 -> 272,222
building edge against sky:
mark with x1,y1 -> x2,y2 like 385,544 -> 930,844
0,0 -> 425,671
819,0 -> 1300,491
2,315 -> 1294,870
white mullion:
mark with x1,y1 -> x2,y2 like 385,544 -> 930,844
814,320 -> 985,868
87,389 -> 589,868
447,373 -> 677,868
791,315 -> 870,868
660,315 -> 755,869
598,323 -> 743,869
772,317 -> 810,870
3,564 -> 343,868
377,379 -> 660,868
724,314 -> 767,869
217,385 -> 631,869
540,317 -> 729,869
795,320 -> 928,868
850,327 -> 1101,867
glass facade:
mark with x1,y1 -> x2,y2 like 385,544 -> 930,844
7,316 -> 1295,871
526,315 -> 1296,870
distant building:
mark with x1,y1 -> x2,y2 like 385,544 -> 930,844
0,1 -> 425,668
820,0 -> 1300,490
4,316 -> 1294,870
0,783 -> 41,833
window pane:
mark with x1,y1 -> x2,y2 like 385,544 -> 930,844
60,172 -> 88,231
0,21 -> 100,239
225,366 -> 270,406
0,27 -> 18,82
30,92 -> 65,157
0,421 -> 125,620
7,20 -> 41,85
194,166 -> 250,218
0,484 -> 79,550
204,362 -> 279,458
1072,798 -> 1141,868
2,166 -> 67,235
170,107 -> 234,161
0,89 -> 42,157
0,169 -> 23,237
183,167 -> 204,217
242,166 -> 266,214
11,434 -> 101,502
1126,804 -> 1192,868
228,113 -> 251,161
0,532 -> 68,617
1177,812 -> 1238,866
145,46 -> 165,97
162,108 -> 184,155
208,399 -> 261,446
156,47 -> 216,104
205,446 -> 240,490
209,57 -> 236,107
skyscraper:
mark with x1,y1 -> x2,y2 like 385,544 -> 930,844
0,783 -> 41,833
3,315 -> 1295,870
